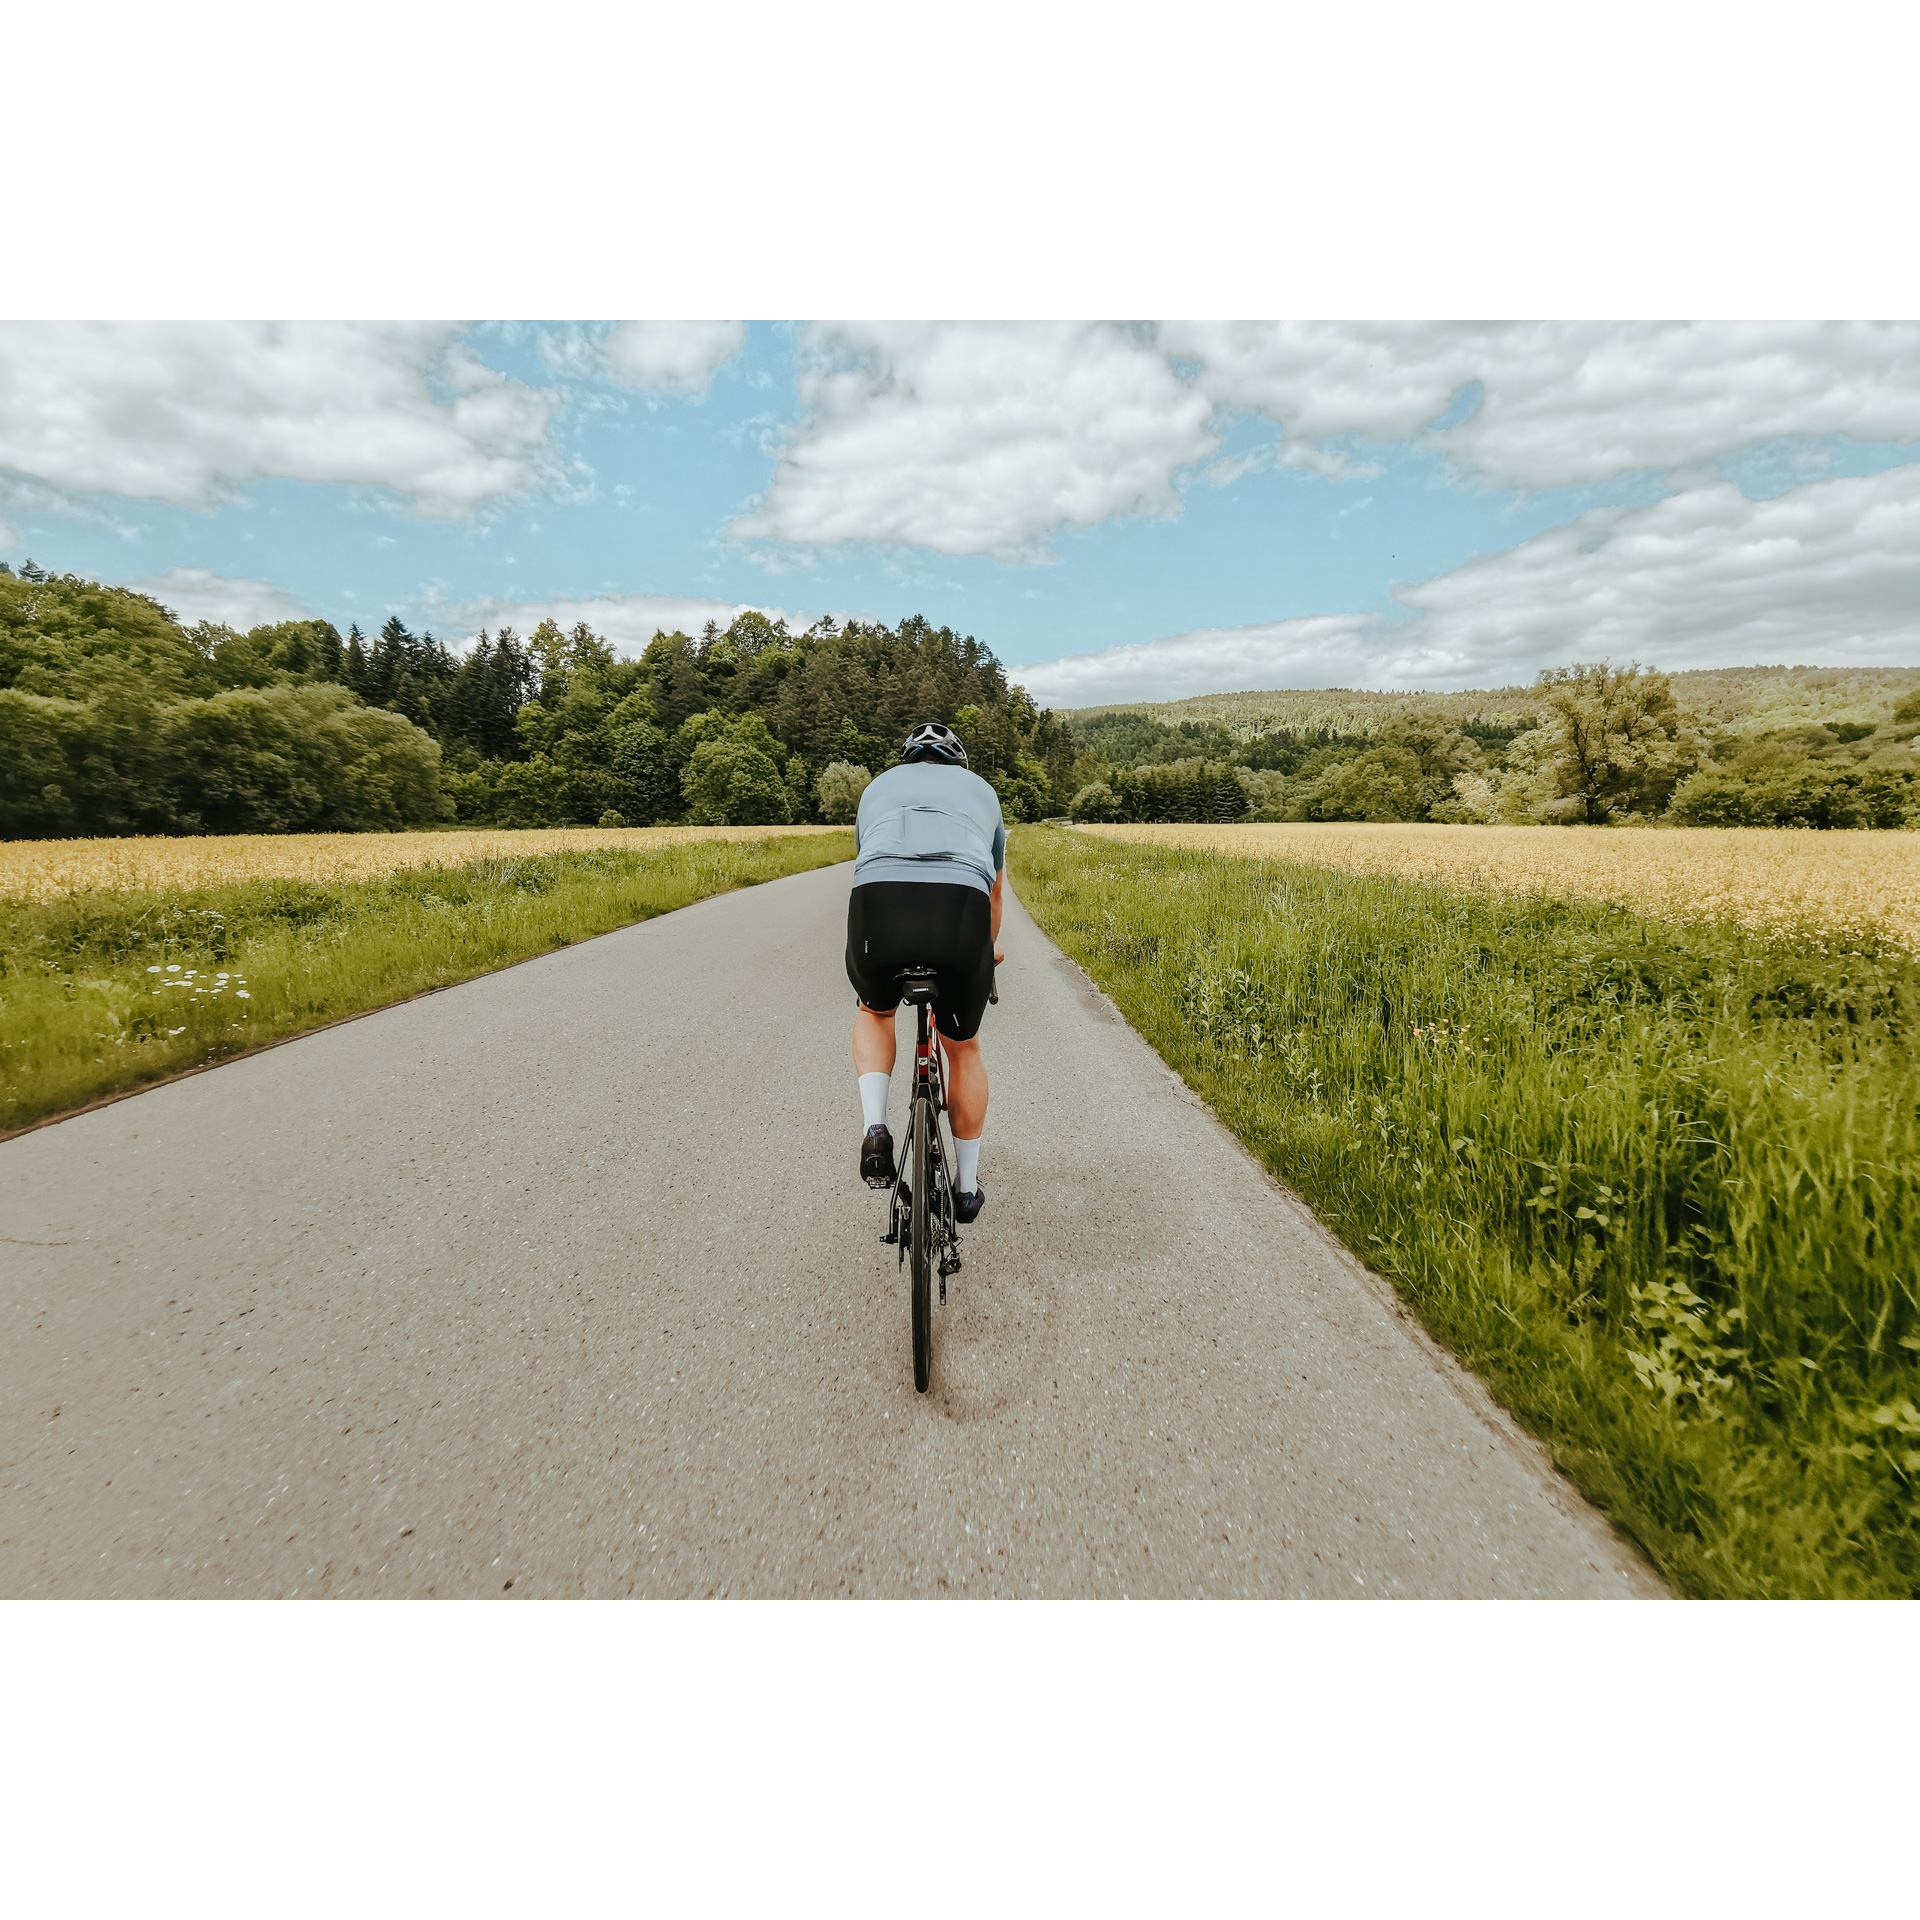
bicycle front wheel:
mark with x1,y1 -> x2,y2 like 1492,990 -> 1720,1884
910,1092 -> 933,1393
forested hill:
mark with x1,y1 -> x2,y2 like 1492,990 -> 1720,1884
0,565 -> 1073,838
1070,665 -> 1920,740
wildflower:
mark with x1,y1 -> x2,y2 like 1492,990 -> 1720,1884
235,991 -> 250,999
166,964 -> 181,972
168,1027 -> 185,1036
147,965 -> 162,974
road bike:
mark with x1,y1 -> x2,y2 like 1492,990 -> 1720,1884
881,964 -> 995,1393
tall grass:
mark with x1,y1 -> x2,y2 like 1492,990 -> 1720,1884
1011,828 -> 1920,1597
1,835 -> 853,1135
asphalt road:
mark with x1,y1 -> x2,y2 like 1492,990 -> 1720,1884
1,859 -> 1663,1597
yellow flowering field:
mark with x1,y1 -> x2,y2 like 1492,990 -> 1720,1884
0,825 -> 845,903
1079,822 -> 1920,948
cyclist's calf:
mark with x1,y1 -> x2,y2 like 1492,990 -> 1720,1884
941,1033 -> 988,1139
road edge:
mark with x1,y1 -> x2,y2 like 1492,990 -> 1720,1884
1013,884 -> 1671,1598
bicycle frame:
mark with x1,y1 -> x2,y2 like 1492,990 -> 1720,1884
885,994 -> 961,1298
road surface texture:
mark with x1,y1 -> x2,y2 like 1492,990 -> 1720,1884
1,861 -> 1663,1598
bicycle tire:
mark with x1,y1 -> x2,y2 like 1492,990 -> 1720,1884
911,1088 -> 933,1393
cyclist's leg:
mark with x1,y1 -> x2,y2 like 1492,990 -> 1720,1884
851,1003 -> 897,1078
932,887 -> 995,1212
847,884 -> 906,1181
941,1036 -> 987,1137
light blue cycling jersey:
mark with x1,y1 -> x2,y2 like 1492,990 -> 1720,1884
853,762 -> 1007,895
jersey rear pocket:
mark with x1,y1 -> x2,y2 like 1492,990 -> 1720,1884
864,805 -> 965,861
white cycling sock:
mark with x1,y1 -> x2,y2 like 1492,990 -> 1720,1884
859,1072 -> 891,1131
953,1134 -> 981,1196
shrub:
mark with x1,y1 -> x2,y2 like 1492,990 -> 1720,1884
1670,761 -> 1920,829
598,810 -> 626,829
1069,780 -> 1123,822
817,760 -> 873,824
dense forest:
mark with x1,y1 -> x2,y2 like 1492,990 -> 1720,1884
0,562 -> 1072,837
4,558 -> 1915,837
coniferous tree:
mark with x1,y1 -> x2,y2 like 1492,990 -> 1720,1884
343,624 -> 370,699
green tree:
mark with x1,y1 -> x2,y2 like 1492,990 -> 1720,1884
2,569 -> 213,703
1298,746 -> 1425,821
1534,663 -> 1705,822
163,684 -> 449,833
206,619 -> 346,689
724,609 -> 787,660
682,737 -> 790,825
1113,759 -> 1248,823
641,630 -> 711,732
1068,780 -> 1122,822
607,719 -> 682,824
816,760 -> 873,823
992,749 -> 1055,823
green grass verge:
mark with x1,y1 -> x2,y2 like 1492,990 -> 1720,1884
1010,827 -> 1920,1598
2,834 -> 853,1136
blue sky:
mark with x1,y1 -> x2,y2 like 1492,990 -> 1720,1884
3,320 -> 1917,707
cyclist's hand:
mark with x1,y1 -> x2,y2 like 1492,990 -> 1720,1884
993,942 -> 1005,966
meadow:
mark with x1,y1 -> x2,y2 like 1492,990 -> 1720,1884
1010,827 -> 1920,1598
1,829 -> 853,1135
0,824 -> 844,905
1084,822 -> 1920,951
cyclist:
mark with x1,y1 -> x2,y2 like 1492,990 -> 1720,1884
846,721 -> 1006,1223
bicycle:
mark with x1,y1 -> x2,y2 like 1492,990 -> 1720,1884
881,964 -> 996,1393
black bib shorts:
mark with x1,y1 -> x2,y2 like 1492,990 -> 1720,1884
846,880 -> 995,1042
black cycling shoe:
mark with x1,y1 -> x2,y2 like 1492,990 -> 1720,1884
860,1124 -> 897,1187
953,1182 -> 986,1225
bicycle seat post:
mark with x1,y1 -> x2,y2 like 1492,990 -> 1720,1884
897,965 -> 939,1057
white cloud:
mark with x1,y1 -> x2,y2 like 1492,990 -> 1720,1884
1161,321 -> 1920,489
1400,463 -> 1920,672
1199,439 -> 1379,487
0,323 -> 562,519
1019,463 -> 1920,704
120,567 -> 314,630
601,321 -> 745,393
437,591 -> 832,655
730,322 -> 1217,562
1018,614 -> 1379,707
726,321 -> 1920,562
540,321 -> 745,394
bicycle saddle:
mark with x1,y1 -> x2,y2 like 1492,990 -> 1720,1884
897,966 -> 940,1005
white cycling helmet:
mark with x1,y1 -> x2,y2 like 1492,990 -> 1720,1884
900,721 -> 969,766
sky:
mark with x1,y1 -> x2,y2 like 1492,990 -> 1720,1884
3,319 -> 1918,710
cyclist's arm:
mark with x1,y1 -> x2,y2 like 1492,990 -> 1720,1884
989,800 -> 1007,962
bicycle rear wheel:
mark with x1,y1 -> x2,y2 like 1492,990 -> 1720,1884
910,1089 -> 933,1393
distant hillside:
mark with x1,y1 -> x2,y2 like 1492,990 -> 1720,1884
1067,665 -> 1920,740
